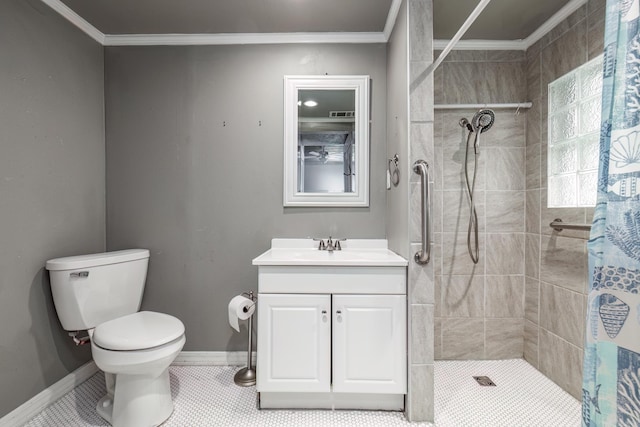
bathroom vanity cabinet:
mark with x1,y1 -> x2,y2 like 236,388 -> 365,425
252,239 -> 408,410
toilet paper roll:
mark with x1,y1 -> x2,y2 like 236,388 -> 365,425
228,295 -> 255,332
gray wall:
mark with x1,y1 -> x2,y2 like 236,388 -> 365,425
432,50 -> 528,361
0,0 -> 105,417
104,44 -> 387,352
524,0 -> 605,399
386,0 -> 409,259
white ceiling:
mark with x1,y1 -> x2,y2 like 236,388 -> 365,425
43,0 -> 582,47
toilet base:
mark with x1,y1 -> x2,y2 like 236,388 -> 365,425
96,369 -> 174,427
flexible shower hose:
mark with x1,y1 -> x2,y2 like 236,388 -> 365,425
464,130 -> 480,264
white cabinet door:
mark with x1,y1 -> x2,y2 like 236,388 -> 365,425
332,294 -> 406,394
257,294 -> 331,392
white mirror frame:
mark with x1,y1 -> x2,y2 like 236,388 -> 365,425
283,75 -> 369,207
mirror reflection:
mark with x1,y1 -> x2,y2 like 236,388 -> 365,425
297,89 -> 356,193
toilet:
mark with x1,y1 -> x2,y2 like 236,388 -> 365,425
46,249 -> 185,427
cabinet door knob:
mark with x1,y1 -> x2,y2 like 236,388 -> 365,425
336,310 -> 342,322
321,310 -> 327,322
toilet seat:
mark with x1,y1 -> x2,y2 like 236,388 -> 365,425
93,311 -> 184,351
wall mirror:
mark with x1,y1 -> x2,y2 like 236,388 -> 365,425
283,75 -> 369,207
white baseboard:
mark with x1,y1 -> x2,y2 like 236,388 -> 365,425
0,361 -> 99,427
1,351 -> 254,426
172,351 -> 256,366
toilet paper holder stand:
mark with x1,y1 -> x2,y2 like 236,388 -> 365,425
234,291 -> 257,387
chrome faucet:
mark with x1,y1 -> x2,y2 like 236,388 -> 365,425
314,237 -> 346,251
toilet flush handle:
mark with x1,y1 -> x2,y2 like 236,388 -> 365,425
70,271 -> 89,278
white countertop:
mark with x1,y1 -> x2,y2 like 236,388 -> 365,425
252,239 -> 408,267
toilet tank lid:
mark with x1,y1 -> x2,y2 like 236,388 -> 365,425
46,249 -> 150,271
93,311 -> 185,351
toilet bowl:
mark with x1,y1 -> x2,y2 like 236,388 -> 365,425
91,311 -> 185,427
45,249 -> 186,427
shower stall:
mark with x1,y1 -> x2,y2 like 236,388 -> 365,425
386,0 -> 607,423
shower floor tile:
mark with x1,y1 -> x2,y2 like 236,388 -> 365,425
23,359 -> 580,426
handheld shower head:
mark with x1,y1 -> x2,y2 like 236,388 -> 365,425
459,117 -> 473,132
471,109 -> 495,133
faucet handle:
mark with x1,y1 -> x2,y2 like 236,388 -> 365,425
313,238 -> 326,250
333,238 -> 346,250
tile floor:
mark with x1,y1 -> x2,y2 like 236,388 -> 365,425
24,359 -> 580,426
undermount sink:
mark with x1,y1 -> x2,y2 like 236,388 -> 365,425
252,239 -> 408,267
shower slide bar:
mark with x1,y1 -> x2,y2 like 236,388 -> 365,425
550,218 -> 592,232
435,102 -> 533,110
413,160 -> 431,265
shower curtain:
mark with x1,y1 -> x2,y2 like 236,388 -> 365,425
583,0 -> 640,426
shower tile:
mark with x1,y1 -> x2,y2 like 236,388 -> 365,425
524,277 -> 540,323
541,20 -> 588,84
486,233 -> 525,275
411,304 -> 435,364
409,0 -> 433,62
434,317 -> 442,359
410,122 -> 435,166
587,12 -> 605,60
539,283 -> 584,347
541,6 -> 587,49
538,328 -> 583,400
485,148 -> 525,190
486,50 -> 526,62
442,50 -> 487,62
442,138 -> 486,191
526,101 -> 541,146
410,61 -> 434,122
442,190 -> 485,233
485,275 -> 525,318
486,191 -> 525,233
540,235 -> 587,293
485,62 -> 527,103
525,189 -> 541,234
442,62 -> 484,104
441,275 -> 484,318
409,242 -> 436,305
434,67 -> 444,104
524,319 -> 539,367
441,232 -> 485,276
483,110 -> 526,148
431,189 -> 443,235
441,318 -> 484,360
485,318 -> 524,359
525,143 -> 541,189
526,53 -> 541,101
588,0 -> 606,15
408,364 -> 434,421
525,233 -> 540,279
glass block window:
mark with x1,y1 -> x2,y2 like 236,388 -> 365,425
548,55 -> 603,207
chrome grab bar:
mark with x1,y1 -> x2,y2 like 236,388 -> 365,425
413,160 -> 431,265
550,218 -> 592,232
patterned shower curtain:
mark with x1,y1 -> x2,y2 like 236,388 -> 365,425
582,0 -> 640,426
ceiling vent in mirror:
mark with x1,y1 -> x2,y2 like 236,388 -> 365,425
329,111 -> 355,118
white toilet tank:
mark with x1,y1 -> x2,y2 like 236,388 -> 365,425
46,249 -> 150,331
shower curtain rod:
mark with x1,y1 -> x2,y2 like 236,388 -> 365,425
434,102 -> 533,110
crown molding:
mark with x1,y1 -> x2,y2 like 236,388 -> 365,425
103,32 -> 386,46
383,0 -> 403,41
39,0 -> 105,44
42,0 -> 588,49
522,0 -> 588,49
433,0 -> 588,51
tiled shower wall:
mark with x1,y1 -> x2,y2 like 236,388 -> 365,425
524,0 -> 605,400
406,0 -> 435,421
432,52 -> 528,360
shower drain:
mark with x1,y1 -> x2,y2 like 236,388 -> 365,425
473,376 -> 496,386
